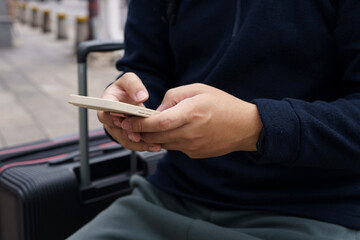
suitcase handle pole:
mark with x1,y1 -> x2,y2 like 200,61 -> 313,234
77,40 -> 124,187
77,63 -> 90,187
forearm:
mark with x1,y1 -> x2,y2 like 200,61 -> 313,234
252,95 -> 360,168
250,0 -> 360,168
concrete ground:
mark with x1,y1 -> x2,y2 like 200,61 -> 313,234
0,19 -> 122,149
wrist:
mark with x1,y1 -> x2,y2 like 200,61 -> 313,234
247,113 -> 263,152
253,127 -> 265,157
234,102 -> 263,152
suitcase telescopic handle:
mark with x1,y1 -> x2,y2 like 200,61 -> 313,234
77,40 -> 124,187
77,40 -> 125,64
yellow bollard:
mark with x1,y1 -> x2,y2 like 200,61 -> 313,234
31,7 -> 39,28
75,16 -> 89,47
57,13 -> 68,39
42,9 -> 51,33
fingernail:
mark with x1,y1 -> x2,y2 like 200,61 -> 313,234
122,120 -> 131,131
149,144 -> 161,152
136,90 -> 148,102
156,103 -> 169,112
156,104 -> 164,112
112,118 -> 122,127
128,133 -> 140,142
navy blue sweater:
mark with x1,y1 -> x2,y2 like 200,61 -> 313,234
116,0 -> 360,229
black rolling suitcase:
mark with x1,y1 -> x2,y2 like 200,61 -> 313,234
0,41 -> 164,240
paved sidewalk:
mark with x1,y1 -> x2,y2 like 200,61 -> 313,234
0,20 -> 122,149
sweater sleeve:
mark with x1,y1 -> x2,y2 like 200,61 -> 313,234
252,0 -> 360,169
115,0 -> 176,109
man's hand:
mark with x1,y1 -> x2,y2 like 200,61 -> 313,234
97,72 -> 161,152
121,83 -> 263,158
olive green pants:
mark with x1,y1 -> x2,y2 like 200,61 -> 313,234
67,175 -> 359,240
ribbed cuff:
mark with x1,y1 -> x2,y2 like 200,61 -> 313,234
251,98 -> 301,166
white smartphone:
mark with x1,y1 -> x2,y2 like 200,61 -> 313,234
68,94 -> 159,117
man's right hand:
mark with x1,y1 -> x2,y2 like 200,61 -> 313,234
97,72 -> 161,152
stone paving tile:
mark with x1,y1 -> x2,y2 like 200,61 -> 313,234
0,22 -> 121,149
0,58 -> 49,146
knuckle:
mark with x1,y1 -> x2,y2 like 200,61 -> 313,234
119,72 -> 136,89
188,111 -> 202,122
165,88 -> 176,99
193,83 -> 207,90
192,83 -> 202,88
182,139 -> 205,157
183,132 -> 200,142
122,72 -> 135,81
124,72 -> 137,79
132,120 -> 143,132
124,72 -> 140,85
158,118 -> 170,131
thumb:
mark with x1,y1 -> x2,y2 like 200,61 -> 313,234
157,84 -> 204,111
114,72 -> 149,103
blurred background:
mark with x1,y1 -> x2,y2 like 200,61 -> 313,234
0,0 -> 128,149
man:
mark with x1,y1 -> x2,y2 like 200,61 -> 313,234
68,0 -> 360,239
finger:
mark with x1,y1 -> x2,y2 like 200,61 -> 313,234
110,112 -> 128,118
127,131 -> 141,142
141,131 -> 177,144
148,144 -> 162,152
125,131 -> 162,151
121,101 -> 192,133
105,125 -> 155,152
97,110 -> 112,125
140,122 -> 193,144
98,110 -> 125,128
113,72 -> 149,103
157,83 -> 205,111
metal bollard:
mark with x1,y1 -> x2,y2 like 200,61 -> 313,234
57,13 -> 67,39
42,9 -> 51,33
31,7 -> 39,28
75,16 -> 89,48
